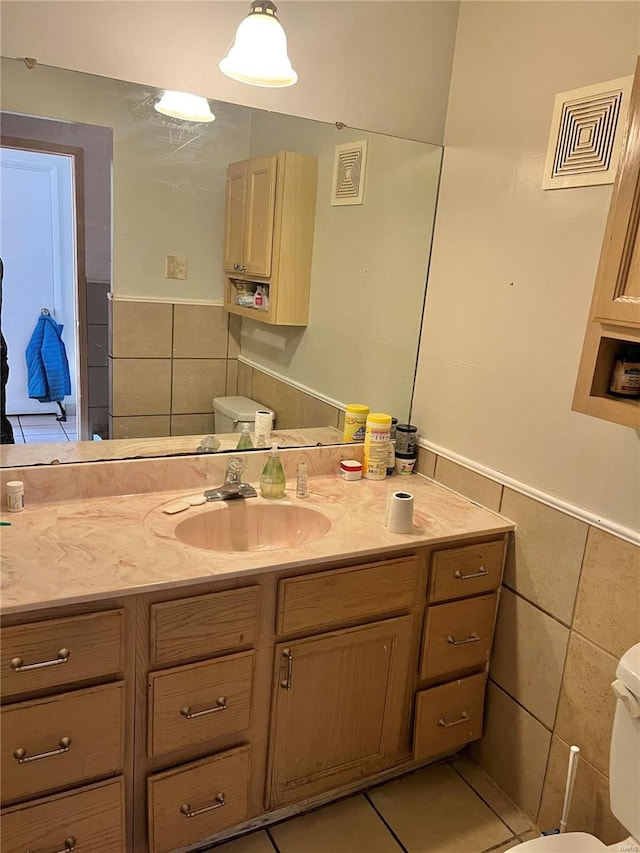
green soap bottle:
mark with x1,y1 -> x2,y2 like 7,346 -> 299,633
236,423 -> 253,450
260,443 -> 286,499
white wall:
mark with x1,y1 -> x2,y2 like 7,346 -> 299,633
0,1 -> 459,144
412,1 -> 640,532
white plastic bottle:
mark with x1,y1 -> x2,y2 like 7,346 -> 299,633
6,480 -> 24,512
296,461 -> 308,498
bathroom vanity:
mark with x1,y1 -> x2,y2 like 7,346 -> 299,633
0,448 -> 512,852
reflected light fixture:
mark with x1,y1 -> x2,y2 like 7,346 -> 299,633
154,91 -> 215,123
219,0 -> 298,88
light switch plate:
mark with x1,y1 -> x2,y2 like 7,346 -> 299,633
165,255 -> 188,280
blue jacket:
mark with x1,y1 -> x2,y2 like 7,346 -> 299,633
25,314 -> 71,403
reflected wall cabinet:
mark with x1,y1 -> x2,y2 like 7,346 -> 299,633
223,151 -> 318,327
573,57 -> 640,428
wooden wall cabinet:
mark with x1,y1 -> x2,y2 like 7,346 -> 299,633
573,57 -> 640,428
223,151 -> 318,326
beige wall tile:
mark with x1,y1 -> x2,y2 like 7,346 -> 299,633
337,409 -> 345,433
226,359 -> 238,396
416,448 -> 437,479
170,413 -> 215,436
435,457 -> 503,511
451,755 -> 535,836
270,795 -> 398,853
471,680 -> 551,820
573,527 -> 640,659
110,358 -> 171,416
173,304 -> 229,359
228,313 -> 242,359
109,414 -> 170,439
500,489 -> 588,625
88,365 -> 109,408
490,588 -> 569,728
538,736 -> 626,844
554,632 -> 618,777
237,361 -> 252,397
171,359 -> 227,414
300,394 -> 341,429
212,830 -> 276,853
111,300 -> 172,358
251,372 -> 302,429
368,763 -> 512,853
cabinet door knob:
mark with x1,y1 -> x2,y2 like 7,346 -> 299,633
438,711 -> 470,728
10,648 -> 70,672
28,836 -> 77,853
180,697 -> 227,719
454,567 -> 488,580
446,632 -> 480,646
280,648 -> 294,690
13,736 -> 71,764
180,793 -> 225,818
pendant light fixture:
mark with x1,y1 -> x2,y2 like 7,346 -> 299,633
154,91 -> 215,123
219,0 -> 298,88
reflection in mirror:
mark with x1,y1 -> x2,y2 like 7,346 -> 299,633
0,58 -> 442,467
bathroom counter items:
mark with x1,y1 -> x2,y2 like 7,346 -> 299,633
0,452 -> 512,615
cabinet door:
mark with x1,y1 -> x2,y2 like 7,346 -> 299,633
268,616 -> 413,807
594,59 -> 640,327
223,161 -> 247,273
243,154 -> 277,277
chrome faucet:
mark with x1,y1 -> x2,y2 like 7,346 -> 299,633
204,456 -> 257,502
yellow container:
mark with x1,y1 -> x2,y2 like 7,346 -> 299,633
343,404 -> 369,442
363,413 -> 392,480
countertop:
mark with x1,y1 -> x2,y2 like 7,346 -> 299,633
0,472 -> 513,615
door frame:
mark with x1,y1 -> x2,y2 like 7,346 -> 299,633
0,135 -> 88,439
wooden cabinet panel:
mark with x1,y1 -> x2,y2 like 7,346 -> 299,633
223,161 -> 247,273
1,609 -> 124,699
1,681 -> 125,804
414,673 -> 486,761
277,556 -> 419,636
243,155 -> 277,276
150,586 -> 259,666
428,541 -> 503,603
148,746 -> 250,853
420,593 -> 497,681
148,650 -> 255,757
0,777 -> 125,853
269,616 -> 413,807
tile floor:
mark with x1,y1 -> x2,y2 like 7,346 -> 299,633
208,757 -> 542,853
7,413 -> 77,444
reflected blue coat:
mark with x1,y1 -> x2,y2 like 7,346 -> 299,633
25,314 -> 71,403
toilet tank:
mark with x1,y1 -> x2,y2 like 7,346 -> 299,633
609,642 -> 640,841
213,396 -> 274,434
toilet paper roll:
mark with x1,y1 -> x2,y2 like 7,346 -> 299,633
254,410 -> 273,440
386,491 -> 414,534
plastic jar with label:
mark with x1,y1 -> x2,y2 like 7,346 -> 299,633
395,424 -> 418,455
343,404 -> 369,442
363,413 -> 392,480
609,344 -> 640,398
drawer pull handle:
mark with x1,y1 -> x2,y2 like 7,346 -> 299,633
280,648 -> 293,691
13,736 -> 71,764
454,567 -> 488,580
447,632 -> 480,646
28,836 -> 77,853
438,711 -> 470,729
10,648 -> 70,672
180,697 -> 227,719
180,793 -> 225,818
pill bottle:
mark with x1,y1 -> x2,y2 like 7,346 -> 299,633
343,404 -> 369,443
340,459 -> 363,480
609,344 -> 640,398
363,413 -> 392,480
6,480 -> 24,512
395,424 -> 418,455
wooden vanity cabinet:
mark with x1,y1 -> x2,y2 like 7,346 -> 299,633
573,56 -> 640,428
223,150 -> 318,326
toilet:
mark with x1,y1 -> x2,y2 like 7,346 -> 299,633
512,642 -> 640,851
213,396 -> 274,434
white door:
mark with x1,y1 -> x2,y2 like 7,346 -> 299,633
0,147 -> 77,416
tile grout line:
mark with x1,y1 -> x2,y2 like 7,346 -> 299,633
363,791 -> 411,853
265,826 -> 284,853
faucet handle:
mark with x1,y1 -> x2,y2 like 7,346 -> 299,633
227,456 -> 246,474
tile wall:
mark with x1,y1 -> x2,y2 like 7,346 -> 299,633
415,449 -> 639,843
109,301 -> 345,439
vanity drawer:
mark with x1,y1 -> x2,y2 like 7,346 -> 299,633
420,593 -> 497,681
1,609 -> 124,699
148,650 -> 255,757
0,777 -> 125,853
1,681 -> 125,804
277,556 -> 419,635
413,672 -> 486,760
150,586 -> 259,666
148,745 -> 250,853
428,541 -> 504,603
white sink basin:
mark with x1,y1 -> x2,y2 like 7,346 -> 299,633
173,500 -> 332,552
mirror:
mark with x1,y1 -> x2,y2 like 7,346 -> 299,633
0,58 -> 442,467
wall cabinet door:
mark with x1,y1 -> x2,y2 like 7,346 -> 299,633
223,161 -> 246,274
268,616 -> 413,808
223,155 -> 277,277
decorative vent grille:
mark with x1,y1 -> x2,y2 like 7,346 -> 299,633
543,76 -> 632,189
331,140 -> 368,206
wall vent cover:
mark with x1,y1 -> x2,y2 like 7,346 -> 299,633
543,76 -> 632,189
331,140 -> 368,205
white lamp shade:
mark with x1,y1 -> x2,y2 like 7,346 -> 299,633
154,91 -> 215,123
219,9 -> 298,88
